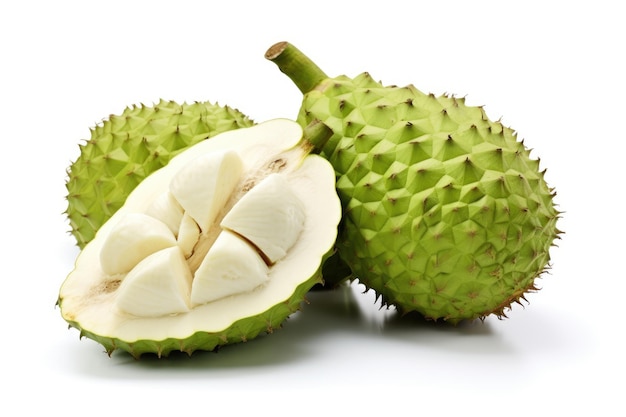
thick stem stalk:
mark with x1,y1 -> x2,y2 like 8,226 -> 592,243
265,42 -> 328,95
302,119 -> 333,154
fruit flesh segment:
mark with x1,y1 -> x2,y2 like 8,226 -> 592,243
145,192 -> 184,236
101,148 -> 306,317
169,150 -> 243,233
99,213 -> 177,275
221,173 -> 306,264
115,246 -> 192,317
177,213 -> 201,257
191,230 -> 269,306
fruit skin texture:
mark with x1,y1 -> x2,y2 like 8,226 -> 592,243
267,43 -> 561,323
65,99 -> 254,248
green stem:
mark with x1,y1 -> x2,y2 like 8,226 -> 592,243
302,119 -> 333,154
265,42 -> 328,94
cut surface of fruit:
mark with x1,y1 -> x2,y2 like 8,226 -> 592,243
58,119 -> 341,357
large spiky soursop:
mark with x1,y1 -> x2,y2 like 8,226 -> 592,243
65,99 -> 254,248
58,119 -> 341,357
266,42 -> 561,323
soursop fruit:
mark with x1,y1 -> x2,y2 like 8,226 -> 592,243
58,119 -> 341,357
266,42 -> 561,323
65,99 -> 254,248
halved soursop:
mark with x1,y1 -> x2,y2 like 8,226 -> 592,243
65,99 -> 254,248
58,119 -> 341,357
266,42 -> 562,323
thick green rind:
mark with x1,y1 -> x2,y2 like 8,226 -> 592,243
65,100 -> 254,248
59,264 -> 325,358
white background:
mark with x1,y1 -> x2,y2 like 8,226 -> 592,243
2,1 -> 623,415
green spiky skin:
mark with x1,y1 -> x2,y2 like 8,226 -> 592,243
65,99 -> 254,248
59,272 -> 323,358
267,43 -> 561,323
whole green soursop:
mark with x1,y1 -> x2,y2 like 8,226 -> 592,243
65,99 -> 254,248
266,42 -> 561,322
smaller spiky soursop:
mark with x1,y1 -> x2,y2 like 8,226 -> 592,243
58,119 -> 341,358
267,42 -> 562,323
65,99 -> 254,248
